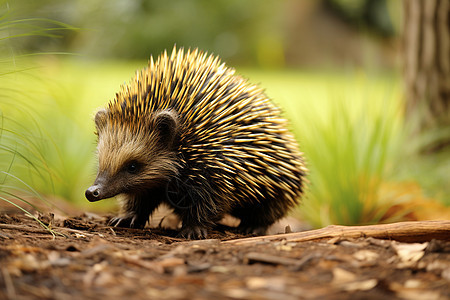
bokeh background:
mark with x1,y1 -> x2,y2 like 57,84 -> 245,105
1,0 -> 448,227
6,0 -> 401,68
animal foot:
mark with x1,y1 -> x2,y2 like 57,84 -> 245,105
108,215 -> 146,229
178,225 -> 208,239
237,224 -> 268,236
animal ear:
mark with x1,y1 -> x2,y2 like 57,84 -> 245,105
155,109 -> 178,147
94,109 -> 108,134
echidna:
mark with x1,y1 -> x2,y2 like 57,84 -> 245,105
85,47 -> 307,239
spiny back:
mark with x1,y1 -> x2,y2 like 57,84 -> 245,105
107,47 -> 306,207
109,48 -> 273,129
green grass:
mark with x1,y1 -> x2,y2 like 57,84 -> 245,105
1,58 -> 448,226
243,69 -> 409,226
0,0 -> 81,223
0,58 -> 142,211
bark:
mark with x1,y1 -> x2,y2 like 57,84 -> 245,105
403,0 -> 450,146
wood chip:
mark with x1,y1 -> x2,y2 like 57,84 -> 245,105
244,252 -> 318,271
244,252 -> 300,266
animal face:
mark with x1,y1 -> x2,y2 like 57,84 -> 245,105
85,109 -> 179,202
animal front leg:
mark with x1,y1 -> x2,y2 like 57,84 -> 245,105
109,191 -> 163,229
179,224 -> 208,239
165,176 -> 223,239
172,196 -> 222,239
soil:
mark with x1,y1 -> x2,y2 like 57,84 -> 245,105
0,212 -> 449,300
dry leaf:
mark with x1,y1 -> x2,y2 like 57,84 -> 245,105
276,244 -> 293,251
332,268 -> 356,284
342,279 -> 378,292
122,255 -> 164,273
158,257 -> 185,268
332,268 -> 377,291
11,254 -> 47,272
392,242 -> 428,263
403,279 -> 423,288
390,281 -> 442,300
246,277 -> 286,291
353,250 -> 379,262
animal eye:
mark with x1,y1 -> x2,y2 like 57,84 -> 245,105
126,161 -> 139,174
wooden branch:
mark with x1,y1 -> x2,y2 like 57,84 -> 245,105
224,220 -> 450,245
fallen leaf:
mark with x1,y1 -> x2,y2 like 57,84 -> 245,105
342,279 -> 378,292
11,254 -> 47,272
158,257 -> 185,268
210,266 -> 229,273
390,281 -> 442,300
332,268 -> 377,291
276,244 -> 292,251
353,250 -> 379,262
327,237 -> 341,244
332,268 -> 356,284
403,279 -> 422,288
340,241 -> 365,248
392,242 -> 428,263
122,255 -> 164,273
246,276 -> 286,291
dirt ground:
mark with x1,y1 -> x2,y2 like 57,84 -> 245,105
0,212 -> 449,300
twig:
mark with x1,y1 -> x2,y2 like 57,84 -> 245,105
224,220 -> 450,245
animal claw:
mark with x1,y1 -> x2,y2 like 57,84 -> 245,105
108,215 -> 145,229
237,225 -> 268,236
178,225 -> 208,239
108,216 -> 126,227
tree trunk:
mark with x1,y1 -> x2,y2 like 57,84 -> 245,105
403,0 -> 450,149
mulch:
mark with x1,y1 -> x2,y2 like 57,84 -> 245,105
0,212 -> 449,300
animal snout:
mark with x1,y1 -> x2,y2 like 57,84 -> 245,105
85,185 -> 102,202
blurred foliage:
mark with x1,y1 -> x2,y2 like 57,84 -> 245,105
9,0 -> 284,65
324,0 -> 396,36
0,0 -> 72,215
7,0 -> 400,68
